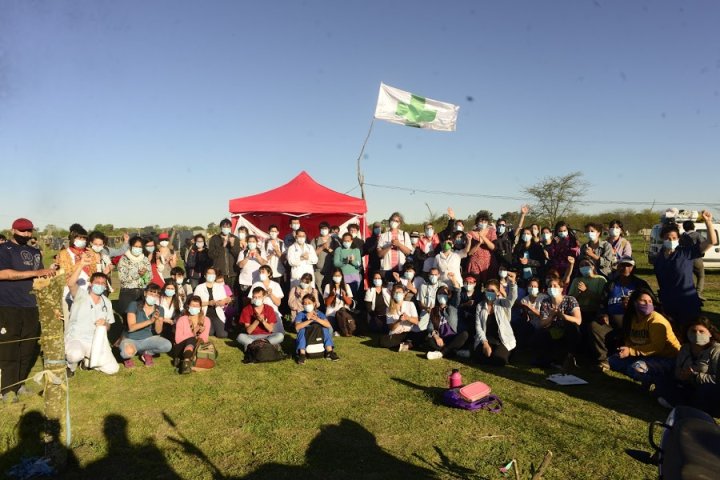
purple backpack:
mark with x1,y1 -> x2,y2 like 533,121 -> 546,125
442,388 -> 503,413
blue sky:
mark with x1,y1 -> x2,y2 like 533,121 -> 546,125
1,0 -> 718,229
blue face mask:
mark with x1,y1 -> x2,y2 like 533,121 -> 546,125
164,289 -> 175,297
145,296 -> 157,306
373,227 -> 381,235
145,246 -> 155,253
437,295 -> 448,305
485,291 -> 497,302
131,247 -> 143,256
579,266 -> 592,277
188,306 -> 201,316
91,284 -> 106,296
497,225 -> 506,235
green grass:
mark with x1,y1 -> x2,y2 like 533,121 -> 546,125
1,238 -> 718,479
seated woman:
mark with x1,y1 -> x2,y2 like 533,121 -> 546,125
170,266 -> 194,307
323,267 -> 354,331
65,261 -> 118,375
379,284 -> 423,351
158,281 -> 182,341
391,263 -> 424,302
333,232 -> 363,298
516,277 -> 547,347
474,272 -> 518,366
288,272 -> 320,321
656,317 -> 720,415
458,275 -> 480,328
365,271 -> 390,333
534,278 -> 582,368
193,267 -> 231,339
608,288 -> 680,388
174,296 -> 209,374
294,294 -> 339,364
567,258 -> 607,343
119,283 -> 173,368
426,272 -> 469,360
236,286 -> 285,351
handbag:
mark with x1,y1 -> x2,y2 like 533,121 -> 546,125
195,340 -> 218,360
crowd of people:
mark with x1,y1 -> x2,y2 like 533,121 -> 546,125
0,207 -> 717,417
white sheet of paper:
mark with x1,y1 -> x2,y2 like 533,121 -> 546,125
547,374 -> 588,386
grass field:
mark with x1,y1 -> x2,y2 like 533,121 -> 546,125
1,236 -> 718,479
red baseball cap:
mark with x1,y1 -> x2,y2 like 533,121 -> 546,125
12,218 -> 34,231
158,232 -> 170,240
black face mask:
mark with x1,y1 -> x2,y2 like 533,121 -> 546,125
13,234 -> 30,245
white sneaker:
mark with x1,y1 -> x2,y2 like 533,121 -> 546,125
456,349 -> 471,359
657,397 -> 673,409
426,351 -> 443,360
398,342 -> 410,352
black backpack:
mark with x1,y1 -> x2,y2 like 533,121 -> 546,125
244,339 -> 285,363
304,323 -> 326,359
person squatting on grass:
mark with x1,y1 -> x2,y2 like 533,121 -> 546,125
120,283 -> 172,368
236,286 -> 284,350
294,294 -> 339,364
174,296 -> 209,375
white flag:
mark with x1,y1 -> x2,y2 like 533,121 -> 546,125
373,82 -> 459,131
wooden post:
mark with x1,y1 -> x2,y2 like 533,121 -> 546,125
531,451 -> 553,480
33,271 -> 68,470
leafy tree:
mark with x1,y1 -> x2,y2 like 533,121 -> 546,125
522,171 -> 588,226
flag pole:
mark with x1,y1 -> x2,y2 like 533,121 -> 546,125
356,118 -> 375,200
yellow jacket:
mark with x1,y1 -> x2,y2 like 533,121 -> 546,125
625,311 -> 680,358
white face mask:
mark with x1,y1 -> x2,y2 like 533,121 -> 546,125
252,298 -> 264,307
333,276 -> 342,284
159,240 -> 169,247
296,237 -> 306,245
688,331 -> 711,346
247,242 -> 257,250
404,271 -> 415,280
291,223 -> 300,231
455,224 -> 464,232
499,270 -> 508,279
586,231 -> 598,242
91,244 -> 104,253
74,239 -> 87,249
373,278 -> 383,287
390,221 -> 400,229
549,287 -> 561,297
304,304 -> 314,313
320,228 -> 329,236
196,241 -> 205,248
529,287 -> 539,296
175,277 -> 184,284
429,275 -> 438,285
259,273 -> 268,282
410,237 -> 419,245
393,292 -> 404,303
497,225 -> 506,235
465,283 -> 475,292
664,239 -> 679,251
477,223 -> 487,230
238,232 -> 247,240
558,231 -> 568,239
221,227 -> 231,235
543,233 -> 552,242
609,228 -> 621,238
521,234 -> 532,243
269,232 -> 278,240
205,274 -> 216,283
425,228 -> 434,237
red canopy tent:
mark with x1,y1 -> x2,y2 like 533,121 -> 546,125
228,171 -> 368,239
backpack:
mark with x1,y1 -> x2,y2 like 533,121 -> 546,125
245,338 -> 285,363
335,308 -> 357,337
442,388 -> 502,413
304,323 -> 326,359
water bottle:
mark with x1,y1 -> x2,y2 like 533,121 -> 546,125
448,369 -> 462,388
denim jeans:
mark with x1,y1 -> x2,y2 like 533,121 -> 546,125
119,336 -> 172,359
608,354 -> 675,386
236,332 -> 285,350
296,325 -> 334,352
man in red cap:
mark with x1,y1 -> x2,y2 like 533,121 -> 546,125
0,218 -> 57,403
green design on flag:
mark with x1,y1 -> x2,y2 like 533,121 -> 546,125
396,95 -> 437,127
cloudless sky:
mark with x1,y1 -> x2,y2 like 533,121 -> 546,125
1,0 -> 719,230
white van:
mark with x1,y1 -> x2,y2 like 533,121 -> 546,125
648,209 -> 720,269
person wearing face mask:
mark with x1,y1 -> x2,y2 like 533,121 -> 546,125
169,266 -> 193,306
119,283 -> 172,368
236,234 -> 268,302
380,284 -> 422,351
417,267 -> 447,330
159,281 -> 181,336
144,238 -> 167,289
248,265 -> 284,315
518,278 -> 548,343
416,222 -> 440,268
364,222 -> 384,276
284,217 -> 303,246
186,234 -> 212,290
536,278 -> 582,368
173,296 -> 209,374
263,225 -> 287,287
405,231 -> 427,275
0,218 -> 57,402
652,211 -> 717,326
208,218 -> 242,290
458,275 -> 481,329
426,273 -> 470,360
287,229 -> 319,288
154,232 -> 177,283
474,272 -> 518,366
56,224 -> 91,316
439,207 -> 467,243
578,223 -> 615,278
347,223 -> 365,251
365,272 -> 391,333
432,235 -> 471,285
608,288 -> 680,388
568,259 -> 607,347
606,220 -> 632,263
377,212 -> 413,281
391,263 -> 424,302
655,317 -> 720,415
288,272 -> 320,321
680,220 -> 706,301
545,221 -> 580,279
64,263 -> 118,376
237,286 -> 284,351
313,222 -> 340,293
467,212 -> 497,283
323,267 -> 354,332
117,236 -> 153,327
193,267 -> 230,339
512,228 -> 546,287
334,232 -> 363,298
294,294 -> 339,364
590,256 -> 650,371
87,231 -> 118,287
